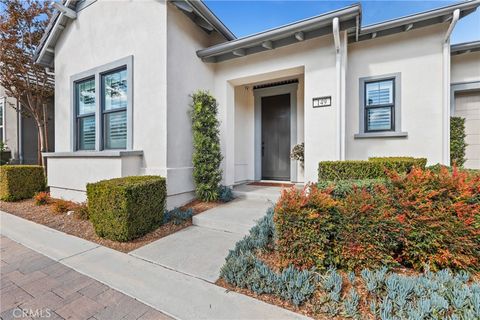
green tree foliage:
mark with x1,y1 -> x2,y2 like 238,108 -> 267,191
190,91 -> 223,201
451,116 -> 467,167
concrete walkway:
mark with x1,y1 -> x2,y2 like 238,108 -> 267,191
0,187 -> 309,320
131,196 -> 273,282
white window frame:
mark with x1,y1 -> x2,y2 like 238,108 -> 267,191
70,56 -> 133,151
355,73 -> 408,139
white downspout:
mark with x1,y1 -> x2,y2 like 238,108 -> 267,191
333,17 -> 344,160
442,9 -> 459,165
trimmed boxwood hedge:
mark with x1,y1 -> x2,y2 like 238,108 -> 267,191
0,165 -> 45,201
317,178 -> 386,198
318,157 -> 426,181
86,176 -> 166,242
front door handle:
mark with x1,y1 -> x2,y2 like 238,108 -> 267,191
262,141 -> 265,157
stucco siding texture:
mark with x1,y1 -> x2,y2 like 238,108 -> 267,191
54,0 -> 167,172
346,24 -> 446,165
214,35 -> 338,184
165,3 -> 219,197
451,51 -> 480,84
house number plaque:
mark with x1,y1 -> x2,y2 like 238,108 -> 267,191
313,96 -> 331,108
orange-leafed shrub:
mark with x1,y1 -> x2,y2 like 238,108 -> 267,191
34,191 -> 51,205
275,167 -> 480,271
52,199 -> 73,214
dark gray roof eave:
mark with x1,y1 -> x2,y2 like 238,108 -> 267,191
451,40 -> 480,54
196,4 -> 361,60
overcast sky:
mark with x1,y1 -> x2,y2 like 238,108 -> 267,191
204,0 -> 480,44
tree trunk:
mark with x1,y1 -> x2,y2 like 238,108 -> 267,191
43,103 -> 49,152
36,123 -> 46,167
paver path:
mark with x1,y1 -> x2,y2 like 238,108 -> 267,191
0,236 -> 171,320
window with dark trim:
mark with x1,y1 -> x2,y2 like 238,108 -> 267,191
102,68 -> 127,149
364,78 -> 395,132
75,78 -> 96,150
71,56 -> 132,151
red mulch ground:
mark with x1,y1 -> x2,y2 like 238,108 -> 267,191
0,198 -> 222,253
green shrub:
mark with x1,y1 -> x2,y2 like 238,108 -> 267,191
190,91 -> 223,201
163,207 -> 192,225
368,156 -> 427,171
218,185 -> 234,202
317,179 -> 386,198
277,167 -> 480,272
0,165 -> 45,201
220,208 -> 318,306
451,116 -> 467,167
221,208 -> 480,317
86,176 -> 166,242
318,157 -> 426,181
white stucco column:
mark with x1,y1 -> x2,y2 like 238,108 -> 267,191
222,83 -> 235,186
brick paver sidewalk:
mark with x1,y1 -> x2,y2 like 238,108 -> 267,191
0,236 -> 171,320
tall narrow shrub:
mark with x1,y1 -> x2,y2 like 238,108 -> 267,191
190,91 -> 223,201
450,117 -> 467,167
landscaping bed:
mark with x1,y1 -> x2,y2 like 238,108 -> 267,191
0,198 -> 222,253
218,166 -> 480,319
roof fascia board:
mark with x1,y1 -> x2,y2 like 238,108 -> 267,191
451,40 -> 480,54
360,0 -> 479,35
197,4 -> 361,60
184,0 -> 236,40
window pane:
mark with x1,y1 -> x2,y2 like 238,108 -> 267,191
367,107 -> 392,131
366,80 -> 393,106
105,111 -> 127,149
103,69 -> 127,111
78,116 -> 95,150
77,79 -> 96,115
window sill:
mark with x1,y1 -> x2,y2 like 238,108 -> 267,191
42,150 -> 143,158
354,132 -> 408,139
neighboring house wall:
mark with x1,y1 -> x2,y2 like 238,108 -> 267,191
0,85 -> 54,164
346,24 -> 446,165
0,86 -> 19,158
451,51 -> 480,169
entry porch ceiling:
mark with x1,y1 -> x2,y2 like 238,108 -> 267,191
196,4 -> 361,63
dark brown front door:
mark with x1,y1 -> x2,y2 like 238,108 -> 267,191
261,94 -> 291,181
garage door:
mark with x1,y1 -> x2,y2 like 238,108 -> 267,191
454,90 -> 480,169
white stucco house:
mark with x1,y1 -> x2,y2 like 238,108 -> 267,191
35,0 -> 480,208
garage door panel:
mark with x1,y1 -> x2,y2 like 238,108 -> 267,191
465,120 -> 480,135
454,90 -> 480,169
465,134 -> 480,145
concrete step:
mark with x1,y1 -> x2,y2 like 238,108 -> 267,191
192,198 -> 272,234
232,184 -> 284,202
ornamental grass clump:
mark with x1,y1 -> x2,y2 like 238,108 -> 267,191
190,91 -> 223,202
